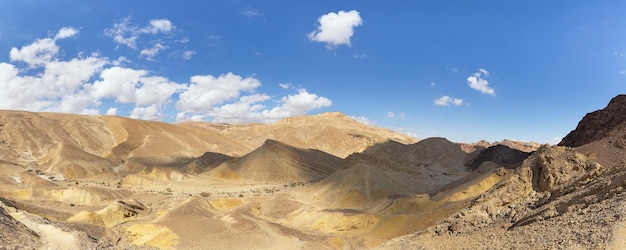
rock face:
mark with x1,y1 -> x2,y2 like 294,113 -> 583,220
380,95 -> 626,249
458,140 -> 541,154
465,144 -> 532,171
558,94 -> 626,166
0,199 -> 41,250
559,94 -> 626,147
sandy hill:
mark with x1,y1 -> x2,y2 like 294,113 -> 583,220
207,139 -> 342,183
183,112 -> 417,158
559,94 -> 626,166
0,110 -> 412,180
302,153 -> 422,209
181,152 -> 233,174
361,137 -> 471,192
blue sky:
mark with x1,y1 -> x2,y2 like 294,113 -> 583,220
1,1 -> 625,143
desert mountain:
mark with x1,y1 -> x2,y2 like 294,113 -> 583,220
464,144 -> 531,171
361,138 -> 471,192
0,110 -> 414,179
182,112 -> 417,158
559,94 -> 626,166
207,139 -> 342,183
457,139 -> 541,153
3,94 -> 626,249
381,94 -> 626,249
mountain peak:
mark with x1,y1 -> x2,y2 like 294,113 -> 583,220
559,94 -> 626,147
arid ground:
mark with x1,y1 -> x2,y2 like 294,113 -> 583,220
1,95 -> 626,249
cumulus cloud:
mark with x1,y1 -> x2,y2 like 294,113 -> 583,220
387,112 -> 395,118
146,19 -> 174,34
309,10 -> 362,49
467,69 -> 495,95
178,88 -> 332,124
279,83 -> 290,89
1,29 -> 107,112
1,27 -> 332,124
106,108 -> 118,115
55,27 -> 79,39
274,88 -> 332,115
434,96 -> 464,106
91,66 -> 185,106
176,73 -> 261,113
130,104 -> 163,121
8,27 -> 78,67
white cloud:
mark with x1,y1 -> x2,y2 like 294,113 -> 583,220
140,43 -> 167,60
434,96 -> 464,106
387,112 -> 395,118
2,27 -> 332,124
309,10 -> 362,49
272,88 -> 332,116
430,82 -> 436,86
405,131 -> 419,138
394,128 -> 418,138
81,108 -> 100,115
55,27 -> 79,40
106,108 -> 118,115
350,115 -> 377,126
105,17 -> 175,52
146,19 -> 174,34
467,69 -> 495,95
112,56 -> 130,66
186,88 -> 332,124
91,66 -> 185,106
354,54 -> 368,60
176,73 -> 261,113
10,37 -> 59,67
130,104 -> 162,121
242,9 -> 262,18
279,83 -> 291,89
105,17 -> 139,49
1,29 -> 107,112
207,93 -> 271,123
182,50 -> 196,60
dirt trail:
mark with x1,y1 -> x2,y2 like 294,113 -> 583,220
9,210 -> 80,250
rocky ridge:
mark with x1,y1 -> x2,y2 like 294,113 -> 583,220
382,94 -> 626,249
